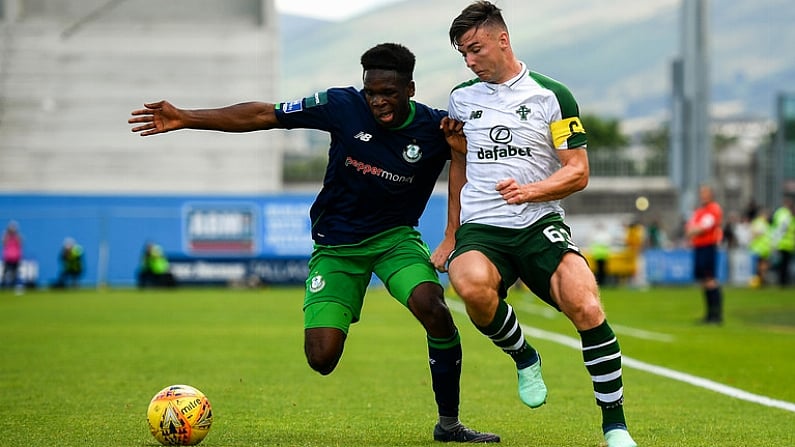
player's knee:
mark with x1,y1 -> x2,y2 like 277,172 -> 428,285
583,299 -> 605,320
564,298 -> 604,328
412,296 -> 445,320
451,267 -> 495,303
450,277 -> 481,301
408,285 -> 455,333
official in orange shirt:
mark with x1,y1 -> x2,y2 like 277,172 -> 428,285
686,185 -> 724,324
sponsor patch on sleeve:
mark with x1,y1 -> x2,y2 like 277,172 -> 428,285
550,116 -> 586,149
279,91 -> 328,114
281,99 -> 303,114
304,91 -> 328,108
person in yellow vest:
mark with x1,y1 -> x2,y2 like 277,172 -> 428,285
590,222 -> 612,286
748,208 -> 771,288
624,220 -> 646,287
770,197 -> 794,287
54,237 -> 84,289
137,242 -> 176,288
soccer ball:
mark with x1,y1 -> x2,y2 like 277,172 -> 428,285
146,384 -> 213,446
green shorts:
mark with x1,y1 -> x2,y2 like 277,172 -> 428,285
450,213 -> 583,309
303,226 -> 441,333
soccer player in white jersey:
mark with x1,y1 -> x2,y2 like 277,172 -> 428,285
431,2 -> 638,446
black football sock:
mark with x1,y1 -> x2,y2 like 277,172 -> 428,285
706,287 -> 723,322
579,320 -> 627,432
428,330 -> 462,423
475,299 -> 538,368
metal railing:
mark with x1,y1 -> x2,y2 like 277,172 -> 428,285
588,152 -> 668,177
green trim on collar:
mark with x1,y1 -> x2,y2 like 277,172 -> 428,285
391,101 -> 416,130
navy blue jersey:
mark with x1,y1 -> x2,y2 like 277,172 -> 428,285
275,87 -> 450,246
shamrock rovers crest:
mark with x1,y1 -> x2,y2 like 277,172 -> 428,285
403,143 -> 422,163
309,274 -> 326,293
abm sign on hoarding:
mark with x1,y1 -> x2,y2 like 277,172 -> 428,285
177,201 -> 314,285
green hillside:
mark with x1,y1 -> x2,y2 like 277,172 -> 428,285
279,0 -> 795,120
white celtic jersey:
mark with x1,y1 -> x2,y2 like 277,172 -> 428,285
448,62 -> 587,229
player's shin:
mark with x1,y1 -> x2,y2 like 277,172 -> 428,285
477,300 -> 539,367
427,330 -> 462,422
579,320 -> 628,431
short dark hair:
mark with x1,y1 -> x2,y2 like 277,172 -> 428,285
360,43 -> 415,81
449,1 -> 508,47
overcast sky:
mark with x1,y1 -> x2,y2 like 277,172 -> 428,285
274,0 -> 403,21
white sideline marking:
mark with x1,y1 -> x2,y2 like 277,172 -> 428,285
513,301 -> 559,319
514,301 -> 675,342
447,300 -> 795,413
609,324 -> 675,343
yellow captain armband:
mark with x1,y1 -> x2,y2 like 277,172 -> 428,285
550,117 -> 586,149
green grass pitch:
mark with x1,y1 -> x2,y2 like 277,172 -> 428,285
0,285 -> 793,446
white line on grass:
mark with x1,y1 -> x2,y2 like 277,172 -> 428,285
512,301 -> 560,319
513,300 -> 675,342
446,300 -> 795,413
609,323 -> 675,342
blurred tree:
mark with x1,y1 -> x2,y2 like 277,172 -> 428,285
640,123 -> 740,155
581,114 -> 630,152
639,124 -> 669,156
713,132 -> 738,154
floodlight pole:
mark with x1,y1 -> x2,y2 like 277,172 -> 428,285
671,0 -> 712,216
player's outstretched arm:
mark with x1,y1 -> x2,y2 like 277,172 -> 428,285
128,100 -> 281,136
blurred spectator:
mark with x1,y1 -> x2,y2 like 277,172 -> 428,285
722,212 -> 739,250
645,218 -> 664,249
744,199 -> 760,222
1,221 -> 23,294
748,208 -> 771,288
770,197 -> 794,287
625,219 -> 645,253
624,219 -> 647,288
685,185 -> 724,324
137,242 -> 176,288
53,237 -> 84,289
724,212 -> 752,286
590,221 -> 612,286
673,215 -> 689,248
733,214 -> 752,249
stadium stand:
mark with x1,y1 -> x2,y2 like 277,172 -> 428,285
0,0 -> 283,193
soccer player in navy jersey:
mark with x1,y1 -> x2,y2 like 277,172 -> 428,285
129,43 -> 498,443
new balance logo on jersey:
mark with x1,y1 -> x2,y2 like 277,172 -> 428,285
354,131 -> 373,142
469,110 -> 483,119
